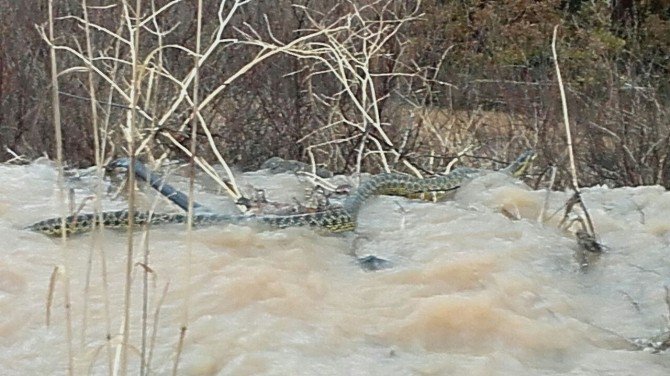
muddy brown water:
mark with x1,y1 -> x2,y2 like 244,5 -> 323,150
1,161 -> 669,375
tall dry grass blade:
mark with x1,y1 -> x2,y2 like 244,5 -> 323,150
98,20 -> 127,376
80,0 -> 108,364
47,0 -> 74,373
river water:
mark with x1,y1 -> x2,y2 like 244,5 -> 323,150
1,160 -> 669,375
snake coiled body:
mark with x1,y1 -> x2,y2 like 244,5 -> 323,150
27,150 -> 535,236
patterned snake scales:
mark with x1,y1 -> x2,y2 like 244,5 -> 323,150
27,150 -> 535,236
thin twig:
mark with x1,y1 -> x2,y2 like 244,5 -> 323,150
539,165 -> 557,223
46,266 -> 59,327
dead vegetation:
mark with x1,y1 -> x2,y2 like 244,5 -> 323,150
1,0 -> 668,187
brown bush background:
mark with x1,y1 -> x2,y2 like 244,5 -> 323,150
1,0 -> 669,187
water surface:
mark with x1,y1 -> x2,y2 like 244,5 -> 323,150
1,161 -> 669,375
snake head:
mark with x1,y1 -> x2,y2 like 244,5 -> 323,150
105,158 -> 153,183
507,149 -> 536,177
106,157 -> 131,172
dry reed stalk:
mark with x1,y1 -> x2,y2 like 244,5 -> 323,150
552,25 -> 596,236
46,266 -> 60,327
47,0 -> 74,373
117,1 -> 143,374
80,0 -> 106,362
98,20 -> 127,376
140,2 -> 169,373
147,282 -> 170,375
139,225 -> 152,376
552,25 -> 577,190
539,165 -> 557,223
134,159 -> 178,375
173,0 -> 202,373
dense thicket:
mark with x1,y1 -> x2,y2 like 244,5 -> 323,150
1,0 -> 669,187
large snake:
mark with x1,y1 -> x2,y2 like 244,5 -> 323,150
26,150 -> 535,236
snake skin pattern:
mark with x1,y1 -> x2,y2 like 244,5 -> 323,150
27,150 -> 535,236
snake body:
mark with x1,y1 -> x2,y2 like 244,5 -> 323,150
27,150 -> 535,236
106,158 -> 208,213
27,207 -> 357,236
